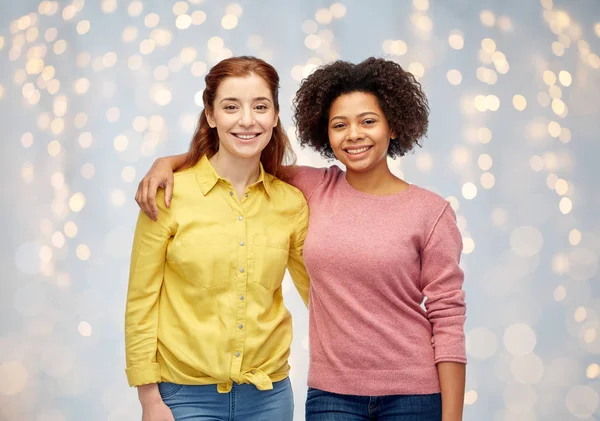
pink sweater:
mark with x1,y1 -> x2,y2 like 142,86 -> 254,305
288,165 -> 467,396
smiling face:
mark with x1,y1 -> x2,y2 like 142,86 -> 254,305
328,91 -> 396,174
206,73 -> 278,160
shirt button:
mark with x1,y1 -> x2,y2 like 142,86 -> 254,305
240,295 -> 244,301
251,369 -> 256,374
238,324 -> 243,329
235,352 -> 241,357
238,216 -> 243,221
229,191 -> 234,196
239,268 -> 245,273
245,193 -> 249,198
240,241 -> 245,246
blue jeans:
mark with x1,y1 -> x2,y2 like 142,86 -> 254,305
158,378 -> 293,421
305,387 -> 442,421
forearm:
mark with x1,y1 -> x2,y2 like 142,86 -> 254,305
161,153 -> 187,171
138,383 -> 161,405
437,361 -> 466,421
277,164 -> 297,182
125,302 -> 161,386
124,303 -> 162,386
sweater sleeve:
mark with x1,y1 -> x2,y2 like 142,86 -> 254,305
420,203 -> 467,364
283,165 -> 328,201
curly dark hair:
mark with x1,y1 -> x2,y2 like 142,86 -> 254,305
292,57 -> 429,159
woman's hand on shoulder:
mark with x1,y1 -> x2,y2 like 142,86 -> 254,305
135,158 -> 175,221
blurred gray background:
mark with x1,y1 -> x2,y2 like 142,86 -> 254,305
1,0 -> 600,420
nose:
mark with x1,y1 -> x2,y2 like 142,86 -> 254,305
239,109 -> 255,127
346,123 -> 363,141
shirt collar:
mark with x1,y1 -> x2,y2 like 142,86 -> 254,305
194,154 -> 272,198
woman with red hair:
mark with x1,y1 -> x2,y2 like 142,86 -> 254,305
125,56 -> 309,421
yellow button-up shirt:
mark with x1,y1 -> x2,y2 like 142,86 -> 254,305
125,155 -> 310,392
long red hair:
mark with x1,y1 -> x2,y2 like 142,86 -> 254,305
182,56 -> 295,178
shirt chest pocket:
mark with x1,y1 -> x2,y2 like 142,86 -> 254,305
167,235 -> 231,290
251,234 -> 290,291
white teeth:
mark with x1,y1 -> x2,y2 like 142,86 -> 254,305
346,146 -> 371,155
236,134 -> 258,140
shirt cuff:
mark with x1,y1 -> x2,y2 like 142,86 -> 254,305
126,362 -> 161,387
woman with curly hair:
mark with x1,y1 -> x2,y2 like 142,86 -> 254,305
136,57 -> 467,421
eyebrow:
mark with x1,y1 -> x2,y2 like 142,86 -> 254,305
329,111 -> 380,122
220,97 -> 273,103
